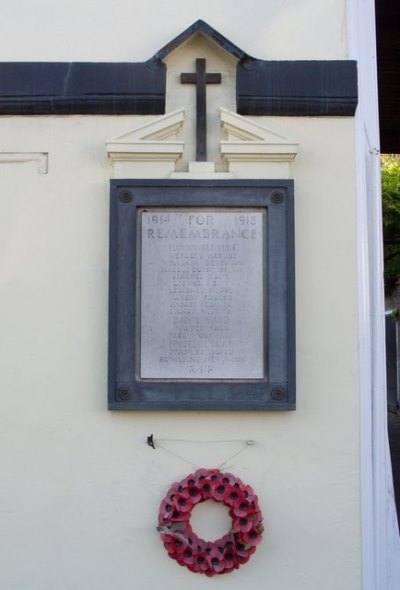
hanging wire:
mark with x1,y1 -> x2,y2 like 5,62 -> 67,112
147,434 -> 255,447
154,442 -> 201,469
147,434 -> 256,470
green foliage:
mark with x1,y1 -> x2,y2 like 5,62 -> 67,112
382,155 -> 400,295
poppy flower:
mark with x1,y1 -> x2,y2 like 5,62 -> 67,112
181,473 -> 197,486
222,549 -> 237,570
207,548 -> 226,573
164,535 -> 188,555
224,487 -> 242,506
192,553 -> 209,572
242,528 -> 263,546
165,509 -> 191,524
166,489 -> 177,503
241,484 -> 258,501
220,472 -> 237,486
173,495 -> 194,513
232,497 -> 251,518
158,499 -> 174,520
213,482 -> 230,501
233,515 -> 253,533
235,540 -> 256,558
194,468 -> 219,481
181,546 -> 196,565
197,479 -> 215,498
209,471 -> 221,483
181,486 -> 202,504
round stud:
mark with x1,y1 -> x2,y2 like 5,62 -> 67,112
117,387 -> 130,400
270,191 -> 285,204
271,387 -> 285,401
119,190 -> 133,203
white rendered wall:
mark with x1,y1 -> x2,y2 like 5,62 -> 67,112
0,0 -> 348,62
0,2 -> 363,590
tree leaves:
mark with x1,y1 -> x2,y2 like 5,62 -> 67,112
382,155 -> 400,295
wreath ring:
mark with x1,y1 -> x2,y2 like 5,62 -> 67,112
157,468 -> 264,576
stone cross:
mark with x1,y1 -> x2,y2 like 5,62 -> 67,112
180,58 -> 221,161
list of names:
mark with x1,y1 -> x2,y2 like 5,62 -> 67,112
140,209 -> 264,379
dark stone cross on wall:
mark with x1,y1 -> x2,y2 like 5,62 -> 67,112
180,58 -> 221,162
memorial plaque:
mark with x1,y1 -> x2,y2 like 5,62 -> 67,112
108,180 -> 295,411
139,209 -> 265,379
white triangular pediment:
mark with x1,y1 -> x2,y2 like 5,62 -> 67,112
219,108 -> 298,178
220,107 -> 297,146
107,108 -> 185,147
106,105 -> 299,179
106,109 -> 185,178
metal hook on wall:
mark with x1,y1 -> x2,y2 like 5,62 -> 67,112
147,433 -> 156,449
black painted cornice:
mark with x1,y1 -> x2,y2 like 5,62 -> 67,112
237,60 -> 358,116
0,21 -> 357,116
0,61 -> 166,115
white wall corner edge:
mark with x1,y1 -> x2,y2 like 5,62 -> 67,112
346,0 -> 400,588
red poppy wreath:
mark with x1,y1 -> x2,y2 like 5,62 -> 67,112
157,468 -> 264,576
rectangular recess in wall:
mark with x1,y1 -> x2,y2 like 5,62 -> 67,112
108,180 -> 295,410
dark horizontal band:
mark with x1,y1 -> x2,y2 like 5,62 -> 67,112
0,58 -> 357,117
237,60 -> 358,116
0,61 -> 166,115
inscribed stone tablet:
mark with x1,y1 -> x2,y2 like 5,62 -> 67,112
140,209 -> 265,379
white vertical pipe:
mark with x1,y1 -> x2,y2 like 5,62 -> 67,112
346,1 -> 400,588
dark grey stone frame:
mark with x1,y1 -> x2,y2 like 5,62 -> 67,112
108,180 -> 295,411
